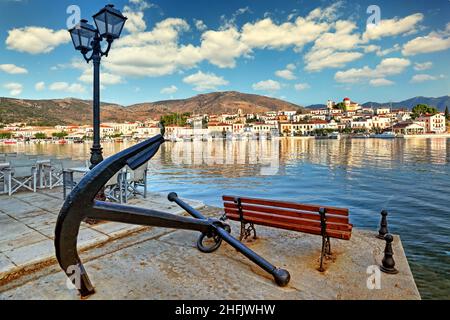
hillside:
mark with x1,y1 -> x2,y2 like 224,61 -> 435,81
127,91 -> 304,119
1,93 -> 448,126
361,96 -> 450,111
307,96 -> 450,111
0,97 -> 132,126
0,91 -> 304,126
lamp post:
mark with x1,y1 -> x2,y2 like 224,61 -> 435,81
68,4 -> 127,168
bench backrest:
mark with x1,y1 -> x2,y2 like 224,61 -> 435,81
222,195 -> 352,240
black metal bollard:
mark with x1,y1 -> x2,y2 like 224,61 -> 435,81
380,234 -> 399,274
377,210 -> 389,239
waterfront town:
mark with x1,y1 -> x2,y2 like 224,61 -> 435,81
1,97 -> 448,144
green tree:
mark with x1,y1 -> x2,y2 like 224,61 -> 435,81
0,131 -> 12,139
52,131 -> 68,139
335,102 -> 346,111
34,132 -> 47,139
445,106 -> 449,120
160,113 -> 191,126
411,104 -> 438,119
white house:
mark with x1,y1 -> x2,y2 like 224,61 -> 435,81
418,114 -> 446,133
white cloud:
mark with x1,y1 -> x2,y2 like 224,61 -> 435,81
275,64 -> 297,80
0,64 -> 28,74
241,16 -> 329,50
183,71 -> 228,91
220,7 -> 252,29
194,19 -> 207,31
335,57 -> 411,84
129,0 -> 151,8
363,45 -> 381,53
78,69 -> 123,85
252,79 -> 281,91
304,21 -> 363,71
402,27 -> 450,56
49,82 -> 86,93
6,27 -> 70,54
101,2 -> 427,79
303,12 -> 423,71
305,49 -> 363,72
306,1 -> 344,22
413,61 -> 433,71
115,18 -> 190,48
375,44 -> 401,56
294,83 -> 311,90
35,81 -> 45,91
312,20 -> 361,51
410,74 -> 443,83
123,10 -> 147,33
160,85 -> 178,94
4,82 -> 23,96
199,27 -> 250,68
104,18 -> 203,77
123,0 -> 154,34
104,4 -> 336,76
362,13 -> 424,41
369,78 -> 395,86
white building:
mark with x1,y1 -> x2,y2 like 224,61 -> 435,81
418,113 -> 446,133
372,116 -> 392,130
350,118 -> 373,130
375,107 -> 391,115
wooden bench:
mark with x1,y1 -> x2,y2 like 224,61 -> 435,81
222,195 -> 353,271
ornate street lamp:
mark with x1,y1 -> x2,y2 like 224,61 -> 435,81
68,4 -> 127,168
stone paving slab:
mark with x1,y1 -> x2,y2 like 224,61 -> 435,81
0,190 -> 420,300
0,187 -> 205,282
0,219 -> 420,300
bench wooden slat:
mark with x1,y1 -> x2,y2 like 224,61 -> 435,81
226,213 -> 352,240
223,195 -> 349,216
223,202 -> 349,224
224,208 -> 352,232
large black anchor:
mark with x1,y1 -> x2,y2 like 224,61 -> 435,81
54,132 -> 290,298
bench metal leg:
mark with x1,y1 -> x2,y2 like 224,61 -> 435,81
326,236 -> 331,255
319,236 -> 326,272
239,221 -> 256,241
319,235 -> 331,272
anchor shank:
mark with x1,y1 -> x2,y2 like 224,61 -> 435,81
89,201 -> 212,233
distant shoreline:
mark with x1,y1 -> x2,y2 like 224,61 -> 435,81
400,133 -> 450,139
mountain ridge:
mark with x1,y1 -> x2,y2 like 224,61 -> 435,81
306,95 -> 450,111
0,91 -> 304,126
1,92 -> 449,126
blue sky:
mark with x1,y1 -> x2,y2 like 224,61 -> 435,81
0,0 -> 449,106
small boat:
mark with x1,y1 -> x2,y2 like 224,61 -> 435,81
352,133 -> 370,139
373,132 -> 396,139
3,139 -> 17,145
330,132 -> 341,140
56,139 -> 67,144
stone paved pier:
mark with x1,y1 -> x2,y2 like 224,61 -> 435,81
0,189 -> 420,300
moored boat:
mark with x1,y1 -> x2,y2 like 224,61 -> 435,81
3,139 -> 17,145
372,131 -> 396,139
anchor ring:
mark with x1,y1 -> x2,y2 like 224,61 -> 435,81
196,223 -> 231,253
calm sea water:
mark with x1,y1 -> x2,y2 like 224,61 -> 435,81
2,138 -> 449,299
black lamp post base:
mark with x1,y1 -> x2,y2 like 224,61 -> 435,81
89,145 -> 106,206
89,146 -> 104,169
